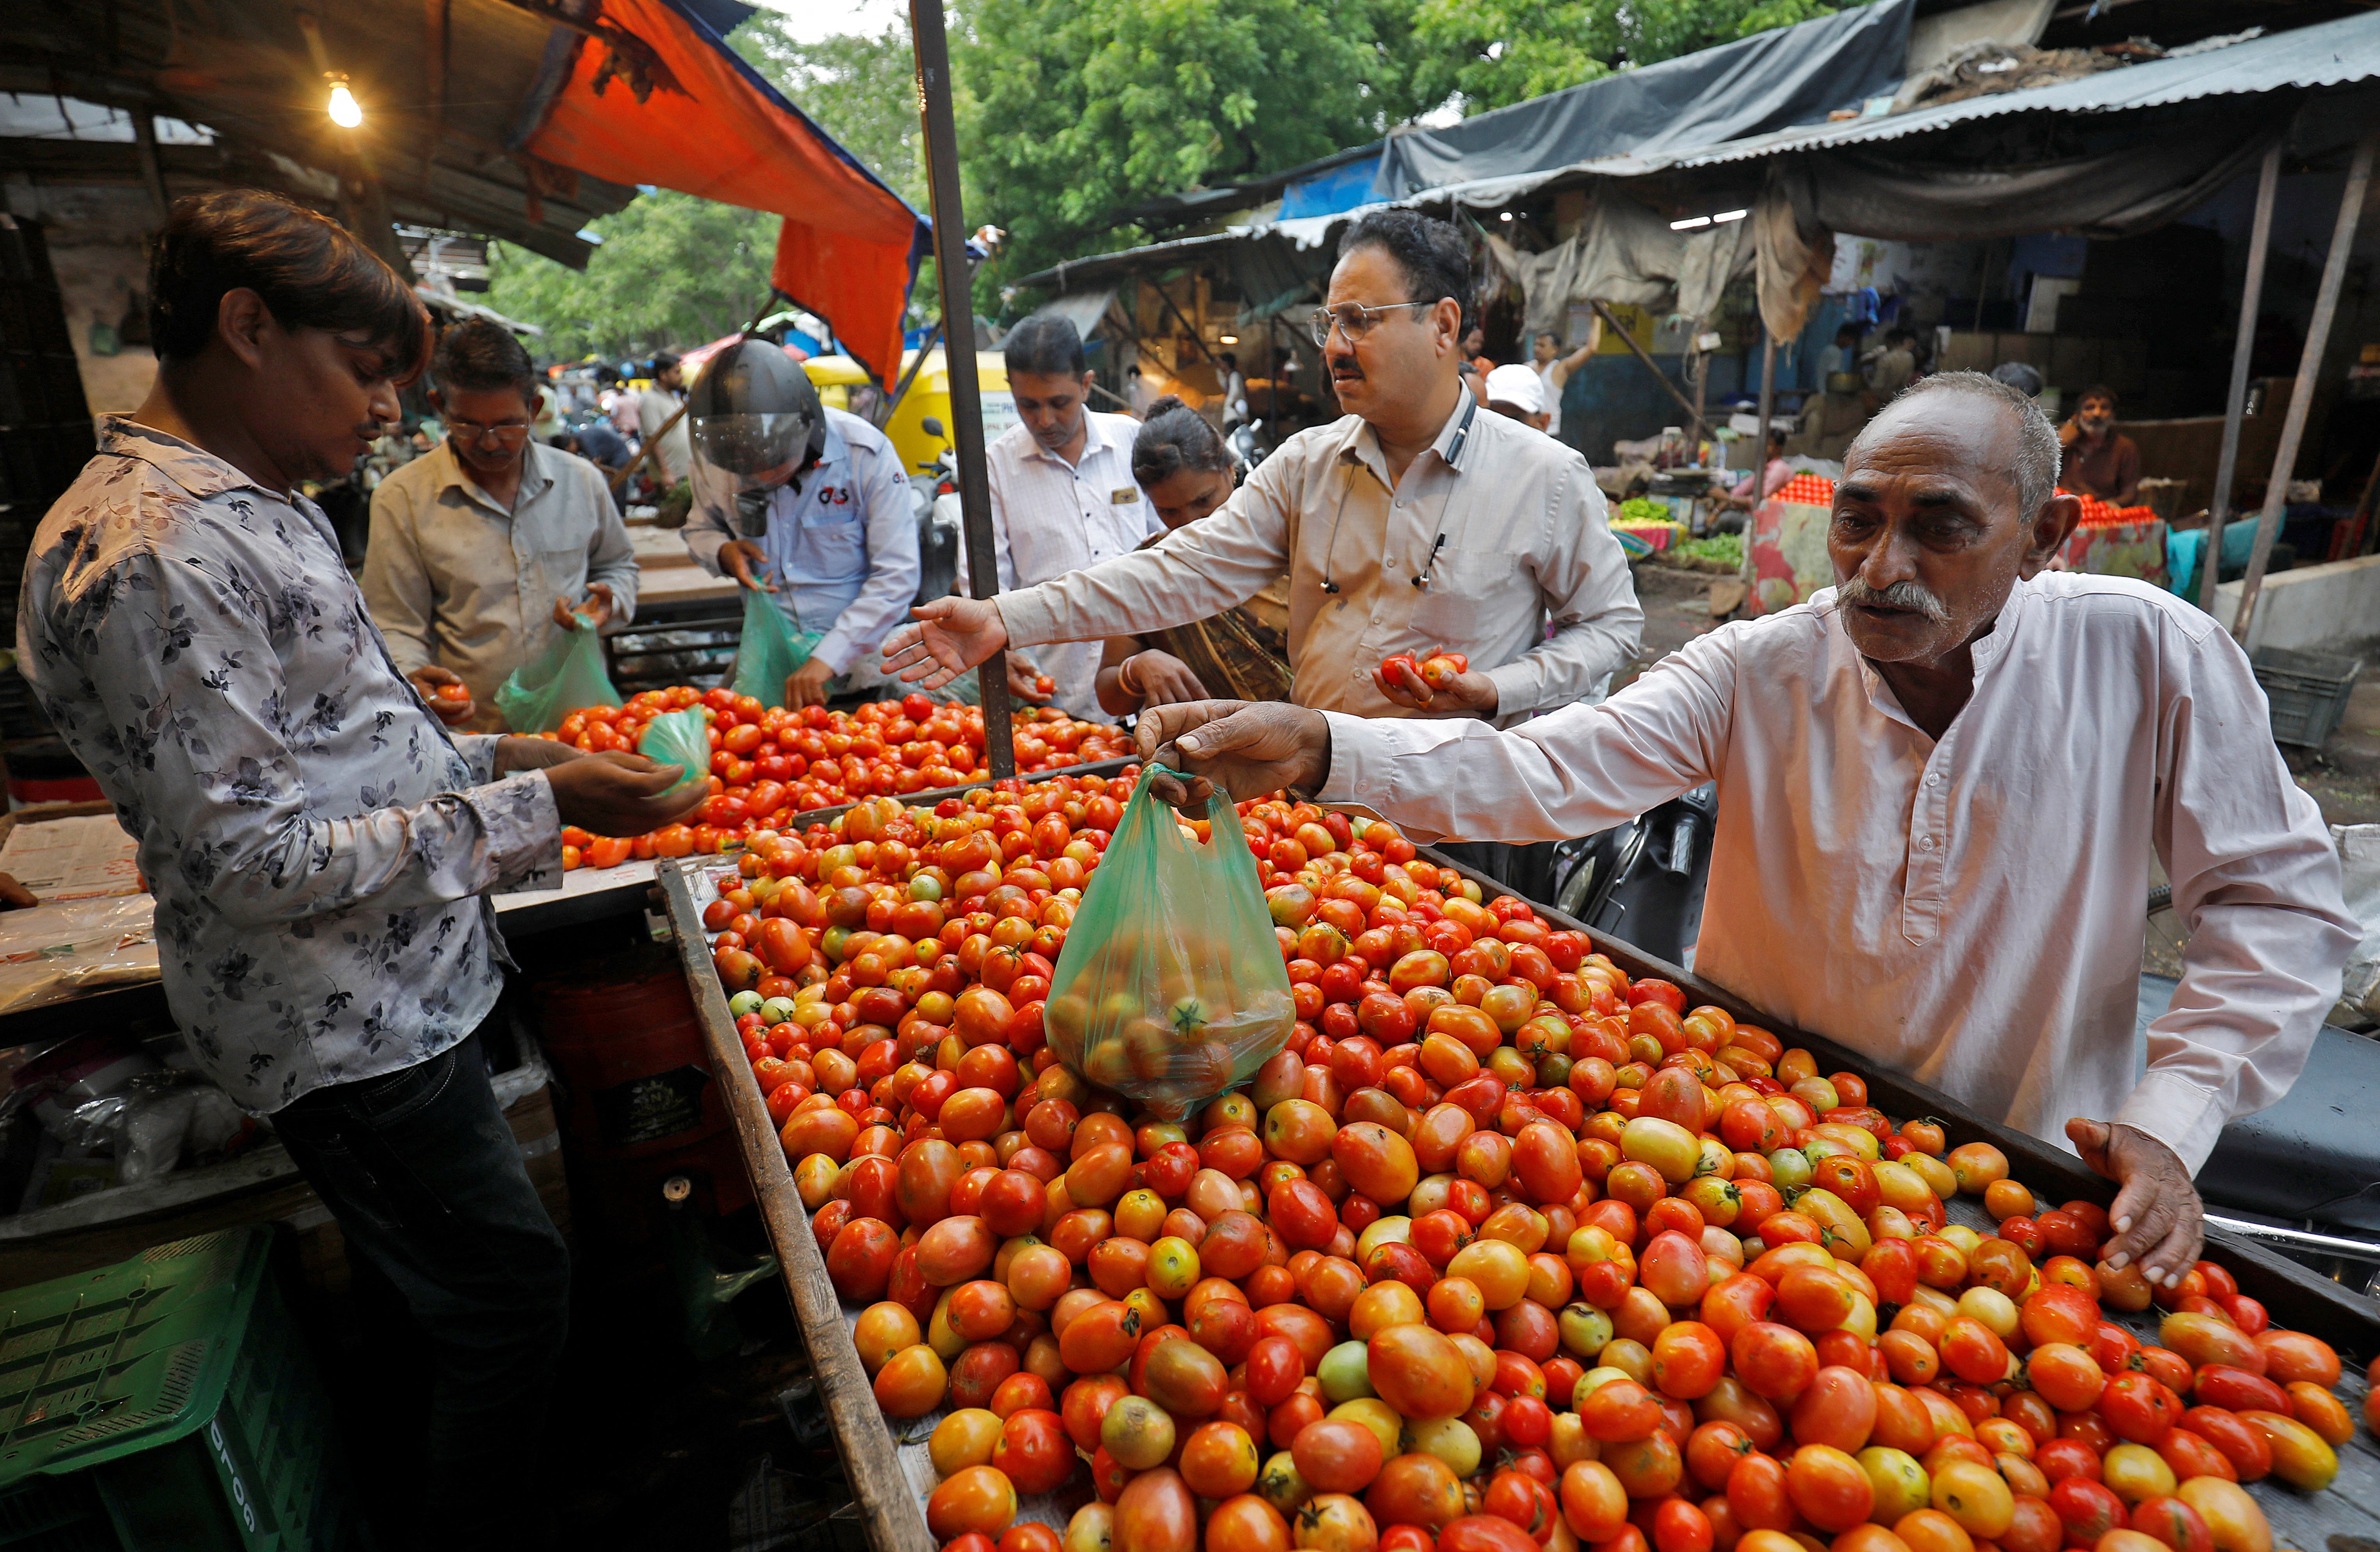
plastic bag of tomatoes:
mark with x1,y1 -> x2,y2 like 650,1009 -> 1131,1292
1043,764 -> 1295,1119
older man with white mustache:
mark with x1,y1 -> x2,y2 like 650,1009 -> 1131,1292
1132,371 -> 2358,1291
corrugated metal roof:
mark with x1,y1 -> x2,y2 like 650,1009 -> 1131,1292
1429,6 -> 2380,205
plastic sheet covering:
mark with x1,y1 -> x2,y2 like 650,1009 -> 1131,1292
0,895 -> 159,1014
1370,0 -> 1914,199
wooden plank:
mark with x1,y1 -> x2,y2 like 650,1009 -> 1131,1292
660,859 -> 938,1552
1415,845 -> 2380,1357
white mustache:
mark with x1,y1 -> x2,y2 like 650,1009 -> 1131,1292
1838,576 -> 1951,624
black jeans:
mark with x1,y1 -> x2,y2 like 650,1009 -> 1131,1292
273,1030 -> 571,1549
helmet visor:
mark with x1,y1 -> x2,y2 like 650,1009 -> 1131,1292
691,410 -> 811,484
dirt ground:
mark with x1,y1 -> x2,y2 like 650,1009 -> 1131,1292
1620,558 -> 2380,1004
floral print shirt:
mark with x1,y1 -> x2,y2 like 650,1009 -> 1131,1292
18,419 -> 564,1112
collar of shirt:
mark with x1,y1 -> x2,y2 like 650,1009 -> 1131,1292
102,415 -> 275,503
1333,390 -> 1478,493
1021,407 -> 1117,471
429,437 -> 554,518
1814,580 -> 2029,739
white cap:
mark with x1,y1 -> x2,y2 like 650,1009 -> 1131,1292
1483,363 -> 1546,415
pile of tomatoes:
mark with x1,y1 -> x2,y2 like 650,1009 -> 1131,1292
548,687 -> 1128,868
697,780 -> 2365,1552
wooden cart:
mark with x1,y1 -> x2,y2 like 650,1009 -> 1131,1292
659,846 -> 2380,1552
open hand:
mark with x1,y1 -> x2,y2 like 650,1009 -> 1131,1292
544,750 -> 706,836
2067,1118 -> 2204,1288
720,540 -> 776,593
1134,700 -> 1331,810
1121,651 -> 1208,709
409,665 -> 475,727
883,596 -> 1008,689
551,582 -> 616,632
1374,656 -> 1499,714
1005,653 -> 1050,704
786,657 -> 836,709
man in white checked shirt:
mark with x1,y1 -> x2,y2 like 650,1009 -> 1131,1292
958,315 -> 1158,719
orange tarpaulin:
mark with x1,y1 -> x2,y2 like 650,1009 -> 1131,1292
519,0 -> 925,382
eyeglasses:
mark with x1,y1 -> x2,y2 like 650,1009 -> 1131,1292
1307,300 -> 1437,347
447,417 -> 531,448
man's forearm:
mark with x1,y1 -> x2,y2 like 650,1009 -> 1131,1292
1483,608 -> 1644,718
998,535 -> 1279,651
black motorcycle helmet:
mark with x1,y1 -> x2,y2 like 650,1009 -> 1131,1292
688,337 -> 826,482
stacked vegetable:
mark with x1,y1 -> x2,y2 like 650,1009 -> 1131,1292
547,688 -> 1126,867
698,783 -> 2364,1552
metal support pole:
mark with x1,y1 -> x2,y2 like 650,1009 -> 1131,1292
2201,141 -> 2281,613
131,112 -> 169,222
1591,300 -> 1708,438
1743,330 -> 1776,588
910,0 -> 1013,778
2233,130 -> 2375,646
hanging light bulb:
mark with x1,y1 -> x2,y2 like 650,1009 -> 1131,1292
325,74 -> 362,128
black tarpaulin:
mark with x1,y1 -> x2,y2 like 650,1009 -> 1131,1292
1372,0 -> 1917,202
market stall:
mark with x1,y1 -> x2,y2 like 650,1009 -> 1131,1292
656,775 -> 2380,1552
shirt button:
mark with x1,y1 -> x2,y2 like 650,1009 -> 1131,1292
1926,773 -> 1941,786
1919,836 -> 1937,850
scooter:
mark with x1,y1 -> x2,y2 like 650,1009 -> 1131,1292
1229,417 -> 1267,472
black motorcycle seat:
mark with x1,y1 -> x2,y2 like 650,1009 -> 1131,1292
2139,974 -> 2380,1231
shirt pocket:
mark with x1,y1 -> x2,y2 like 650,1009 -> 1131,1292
793,507 -> 868,585
1407,549 -> 1522,646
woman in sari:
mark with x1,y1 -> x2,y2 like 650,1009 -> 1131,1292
1092,398 -> 1293,717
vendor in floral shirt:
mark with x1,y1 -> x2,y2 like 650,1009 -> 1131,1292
17,189 -> 703,1552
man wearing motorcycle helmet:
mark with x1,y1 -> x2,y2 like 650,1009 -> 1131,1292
681,338 -> 920,707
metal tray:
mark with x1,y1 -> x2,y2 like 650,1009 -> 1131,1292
652,833 -> 2380,1552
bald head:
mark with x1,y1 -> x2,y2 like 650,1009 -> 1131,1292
1828,376 -> 2079,670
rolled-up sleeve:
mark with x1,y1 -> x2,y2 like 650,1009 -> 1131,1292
998,468 -> 1294,649
813,441 -> 922,675
77,553 -> 563,926
1321,624 -> 1736,843
1482,464 -> 1643,717
2121,616 -> 2359,1173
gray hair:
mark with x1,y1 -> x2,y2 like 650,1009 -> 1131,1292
1854,369 -> 2061,519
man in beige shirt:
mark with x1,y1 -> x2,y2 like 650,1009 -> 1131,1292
885,209 -> 1641,724
364,320 -> 637,732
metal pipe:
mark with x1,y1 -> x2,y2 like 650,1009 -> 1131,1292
2207,1214 -> 2380,1263
2201,141 -> 2280,613
1743,330 -> 1776,589
1591,300 -> 1709,438
910,0 -> 1014,777
2233,130 -> 2375,644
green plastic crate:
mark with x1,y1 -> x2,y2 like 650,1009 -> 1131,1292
0,1228 -> 363,1551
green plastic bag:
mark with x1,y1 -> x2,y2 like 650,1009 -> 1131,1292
1043,765 -> 1295,1119
494,614 -> 619,732
731,587 -> 823,708
636,708 -> 713,798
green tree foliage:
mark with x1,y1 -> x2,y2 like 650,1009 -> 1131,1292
957,0 -> 1432,291
480,191 -> 778,360
478,15 -> 919,359
1409,0 -> 1862,115
732,16 -> 926,207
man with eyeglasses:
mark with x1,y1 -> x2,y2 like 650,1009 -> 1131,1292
365,319 -> 638,731
887,208 -> 1641,727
